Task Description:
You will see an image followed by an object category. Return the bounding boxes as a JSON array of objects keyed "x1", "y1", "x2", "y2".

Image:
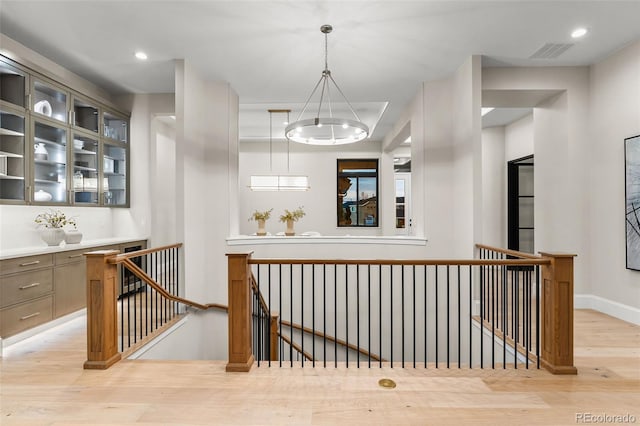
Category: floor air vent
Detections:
[{"x1": 529, "y1": 43, "x2": 574, "y2": 59}]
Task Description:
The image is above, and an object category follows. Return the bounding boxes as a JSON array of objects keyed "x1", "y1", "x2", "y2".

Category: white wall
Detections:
[
  {"x1": 175, "y1": 60, "x2": 239, "y2": 303},
  {"x1": 481, "y1": 126, "x2": 505, "y2": 248},
  {"x1": 505, "y1": 113, "x2": 534, "y2": 162},
  {"x1": 588, "y1": 40, "x2": 640, "y2": 315},
  {"x1": 151, "y1": 118, "x2": 177, "y2": 246},
  {"x1": 483, "y1": 67, "x2": 591, "y2": 295},
  {"x1": 238, "y1": 140, "x2": 384, "y2": 237}
]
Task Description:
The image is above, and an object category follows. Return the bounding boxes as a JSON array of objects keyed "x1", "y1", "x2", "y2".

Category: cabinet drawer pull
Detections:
[
  {"x1": 19, "y1": 282, "x2": 41, "y2": 290},
  {"x1": 19, "y1": 260, "x2": 40, "y2": 267},
  {"x1": 20, "y1": 312, "x2": 41, "y2": 321},
  {"x1": 68, "y1": 254, "x2": 84, "y2": 258}
]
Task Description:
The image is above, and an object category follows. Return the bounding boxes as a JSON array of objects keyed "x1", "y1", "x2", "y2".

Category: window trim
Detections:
[{"x1": 337, "y1": 158, "x2": 379, "y2": 227}]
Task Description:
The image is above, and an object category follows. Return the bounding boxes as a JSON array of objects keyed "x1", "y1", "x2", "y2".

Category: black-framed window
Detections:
[{"x1": 337, "y1": 159, "x2": 378, "y2": 227}]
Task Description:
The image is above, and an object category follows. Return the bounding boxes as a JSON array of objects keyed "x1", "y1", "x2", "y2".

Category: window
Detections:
[{"x1": 337, "y1": 159, "x2": 378, "y2": 227}]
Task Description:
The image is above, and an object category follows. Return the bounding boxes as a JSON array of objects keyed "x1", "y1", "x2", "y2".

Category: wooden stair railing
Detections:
[
  {"x1": 227, "y1": 248, "x2": 577, "y2": 375},
  {"x1": 84, "y1": 245, "x2": 227, "y2": 370}
]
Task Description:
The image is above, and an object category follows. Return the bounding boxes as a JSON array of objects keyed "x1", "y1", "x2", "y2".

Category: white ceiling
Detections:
[{"x1": 1, "y1": 1, "x2": 639, "y2": 142}]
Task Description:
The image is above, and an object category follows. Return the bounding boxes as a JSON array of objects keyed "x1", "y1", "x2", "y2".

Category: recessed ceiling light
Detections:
[
  {"x1": 135, "y1": 51, "x2": 148, "y2": 60},
  {"x1": 571, "y1": 28, "x2": 588, "y2": 39}
]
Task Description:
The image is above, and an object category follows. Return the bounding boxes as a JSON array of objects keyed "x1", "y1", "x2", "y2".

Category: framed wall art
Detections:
[{"x1": 625, "y1": 134, "x2": 640, "y2": 271}]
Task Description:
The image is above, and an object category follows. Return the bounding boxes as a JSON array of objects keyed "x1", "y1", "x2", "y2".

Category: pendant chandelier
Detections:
[{"x1": 285, "y1": 24, "x2": 369, "y2": 146}]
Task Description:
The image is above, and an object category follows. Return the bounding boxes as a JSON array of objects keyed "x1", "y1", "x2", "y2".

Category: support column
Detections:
[
  {"x1": 84, "y1": 250, "x2": 121, "y2": 370},
  {"x1": 539, "y1": 252, "x2": 578, "y2": 375},
  {"x1": 226, "y1": 252, "x2": 254, "y2": 372}
]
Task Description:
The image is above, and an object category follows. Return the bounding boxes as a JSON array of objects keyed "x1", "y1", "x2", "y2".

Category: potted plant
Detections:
[
  {"x1": 249, "y1": 208, "x2": 273, "y2": 236},
  {"x1": 279, "y1": 206, "x2": 305, "y2": 236},
  {"x1": 34, "y1": 209, "x2": 77, "y2": 246}
]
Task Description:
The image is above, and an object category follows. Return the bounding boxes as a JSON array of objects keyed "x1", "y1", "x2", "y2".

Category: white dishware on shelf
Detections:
[
  {"x1": 34, "y1": 190, "x2": 53, "y2": 202},
  {"x1": 34, "y1": 100, "x2": 52, "y2": 117},
  {"x1": 73, "y1": 139, "x2": 84, "y2": 150},
  {"x1": 34, "y1": 142, "x2": 48, "y2": 160}
]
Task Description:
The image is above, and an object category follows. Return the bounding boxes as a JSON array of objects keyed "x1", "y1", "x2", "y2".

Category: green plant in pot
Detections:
[
  {"x1": 279, "y1": 206, "x2": 305, "y2": 236},
  {"x1": 249, "y1": 208, "x2": 273, "y2": 236},
  {"x1": 34, "y1": 209, "x2": 77, "y2": 246}
]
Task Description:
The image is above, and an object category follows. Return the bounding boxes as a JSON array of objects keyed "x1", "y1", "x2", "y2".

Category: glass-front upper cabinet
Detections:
[
  {"x1": 72, "y1": 133, "x2": 99, "y2": 204},
  {"x1": 0, "y1": 60, "x2": 27, "y2": 108},
  {"x1": 73, "y1": 96, "x2": 99, "y2": 133},
  {"x1": 0, "y1": 109, "x2": 26, "y2": 201},
  {"x1": 32, "y1": 79, "x2": 68, "y2": 124},
  {"x1": 103, "y1": 142, "x2": 127, "y2": 206},
  {"x1": 33, "y1": 120, "x2": 67, "y2": 203},
  {"x1": 103, "y1": 110, "x2": 128, "y2": 143}
]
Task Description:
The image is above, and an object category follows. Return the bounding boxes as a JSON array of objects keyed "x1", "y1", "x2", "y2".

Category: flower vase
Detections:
[
  {"x1": 257, "y1": 219, "x2": 266, "y2": 236},
  {"x1": 40, "y1": 228, "x2": 65, "y2": 246},
  {"x1": 285, "y1": 219, "x2": 295, "y2": 236},
  {"x1": 64, "y1": 229, "x2": 83, "y2": 244}
]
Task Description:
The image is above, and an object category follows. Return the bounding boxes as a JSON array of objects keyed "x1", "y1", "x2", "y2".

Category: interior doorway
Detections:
[
  {"x1": 507, "y1": 155, "x2": 534, "y2": 253},
  {"x1": 394, "y1": 156, "x2": 411, "y2": 235}
]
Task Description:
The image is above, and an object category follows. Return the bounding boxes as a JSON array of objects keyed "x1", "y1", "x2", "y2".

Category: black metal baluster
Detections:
[
  {"x1": 401, "y1": 265, "x2": 405, "y2": 368},
  {"x1": 435, "y1": 265, "x2": 438, "y2": 368},
  {"x1": 424, "y1": 264, "x2": 427, "y2": 368},
  {"x1": 290, "y1": 264, "x2": 293, "y2": 367},
  {"x1": 502, "y1": 265, "x2": 507, "y2": 369},
  {"x1": 469, "y1": 265, "x2": 473, "y2": 369},
  {"x1": 446, "y1": 265, "x2": 450, "y2": 369},
  {"x1": 379, "y1": 265, "x2": 382, "y2": 368},
  {"x1": 491, "y1": 253, "x2": 495, "y2": 369},
  {"x1": 536, "y1": 265, "x2": 540, "y2": 368},
  {"x1": 480, "y1": 261, "x2": 484, "y2": 369},
  {"x1": 413, "y1": 265, "x2": 416, "y2": 368},
  {"x1": 390, "y1": 265, "x2": 393, "y2": 368},
  {"x1": 268, "y1": 264, "x2": 272, "y2": 367},
  {"x1": 257, "y1": 264, "x2": 261, "y2": 367},
  {"x1": 312, "y1": 264, "x2": 315, "y2": 368},
  {"x1": 323, "y1": 264, "x2": 326, "y2": 368},
  {"x1": 514, "y1": 269, "x2": 519, "y2": 369},
  {"x1": 301, "y1": 264, "x2": 304, "y2": 368},
  {"x1": 457, "y1": 265, "x2": 461, "y2": 369},
  {"x1": 279, "y1": 264, "x2": 282, "y2": 367},
  {"x1": 345, "y1": 264, "x2": 349, "y2": 368},
  {"x1": 335, "y1": 264, "x2": 337, "y2": 368},
  {"x1": 368, "y1": 264, "x2": 371, "y2": 368},
  {"x1": 357, "y1": 264, "x2": 360, "y2": 368}
]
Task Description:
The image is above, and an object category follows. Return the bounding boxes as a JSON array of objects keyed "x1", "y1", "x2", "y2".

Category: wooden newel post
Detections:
[
  {"x1": 539, "y1": 252, "x2": 578, "y2": 375},
  {"x1": 83, "y1": 250, "x2": 121, "y2": 370},
  {"x1": 226, "y1": 252, "x2": 255, "y2": 372}
]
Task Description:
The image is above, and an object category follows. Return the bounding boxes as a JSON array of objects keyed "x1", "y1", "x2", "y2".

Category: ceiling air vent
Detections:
[{"x1": 529, "y1": 43, "x2": 574, "y2": 59}]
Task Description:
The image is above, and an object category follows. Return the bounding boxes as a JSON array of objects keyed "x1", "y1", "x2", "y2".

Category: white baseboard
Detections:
[{"x1": 575, "y1": 294, "x2": 640, "y2": 325}]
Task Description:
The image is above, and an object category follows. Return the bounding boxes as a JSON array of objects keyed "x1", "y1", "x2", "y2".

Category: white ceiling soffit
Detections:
[
  {"x1": 482, "y1": 89, "x2": 563, "y2": 108},
  {"x1": 482, "y1": 108, "x2": 533, "y2": 128}
]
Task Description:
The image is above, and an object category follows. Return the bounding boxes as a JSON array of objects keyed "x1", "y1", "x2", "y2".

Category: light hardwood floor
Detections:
[{"x1": 1, "y1": 309, "x2": 638, "y2": 425}]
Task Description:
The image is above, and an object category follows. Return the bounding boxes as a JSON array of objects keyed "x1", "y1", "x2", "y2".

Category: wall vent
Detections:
[{"x1": 529, "y1": 43, "x2": 574, "y2": 59}]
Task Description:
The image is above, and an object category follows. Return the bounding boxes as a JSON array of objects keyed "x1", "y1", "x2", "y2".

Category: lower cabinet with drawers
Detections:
[{"x1": 0, "y1": 239, "x2": 146, "y2": 338}]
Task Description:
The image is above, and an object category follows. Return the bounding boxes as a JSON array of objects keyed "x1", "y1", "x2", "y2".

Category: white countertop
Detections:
[
  {"x1": 226, "y1": 235, "x2": 427, "y2": 246},
  {"x1": 0, "y1": 237, "x2": 148, "y2": 260}
]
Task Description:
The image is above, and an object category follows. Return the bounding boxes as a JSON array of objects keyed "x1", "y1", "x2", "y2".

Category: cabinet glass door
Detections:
[
  {"x1": 0, "y1": 109, "x2": 26, "y2": 201},
  {"x1": 73, "y1": 97, "x2": 98, "y2": 133},
  {"x1": 103, "y1": 111, "x2": 127, "y2": 143},
  {"x1": 0, "y1": 61, "x2": 26, "y2": 108},
  {"x1": 33, "y1": 121, "x2": 67, "y2": 203},
  {"x1": 72, "y1": 134, "x2": 99, "y2": 204},
  {"x1": 103, "y1": 143, "x2": 126, "y2": 206},
  {"x1": 33, "y1": 80, "x2": 68, "y2": 123}
]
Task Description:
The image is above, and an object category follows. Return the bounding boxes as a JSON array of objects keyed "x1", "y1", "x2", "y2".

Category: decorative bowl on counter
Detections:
[{"x1": 64, "y1": 230, "x2": 83, "y2": 244}]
